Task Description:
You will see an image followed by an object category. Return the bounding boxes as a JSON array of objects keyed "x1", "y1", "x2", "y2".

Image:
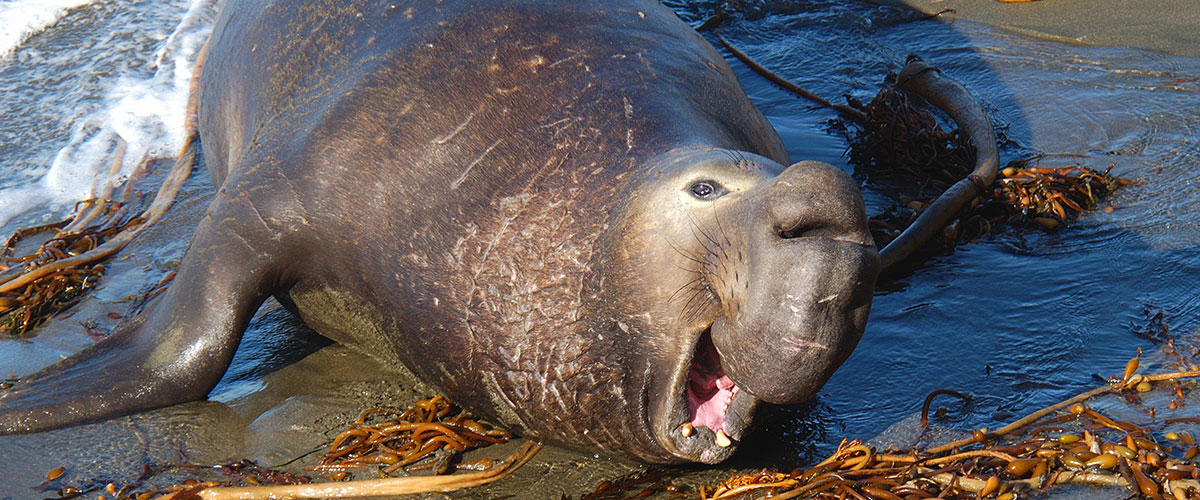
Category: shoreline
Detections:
[{"x1": 880, "y1": 0, "x2": 1200, "y2": 58}]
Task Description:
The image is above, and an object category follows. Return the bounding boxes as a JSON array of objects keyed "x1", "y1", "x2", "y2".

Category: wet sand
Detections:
[{"x1": 887, "y1": 0, "x2": 1200, "y2": 58}]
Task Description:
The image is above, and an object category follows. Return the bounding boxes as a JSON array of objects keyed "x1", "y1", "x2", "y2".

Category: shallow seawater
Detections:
[
  {"x1": 664, "y1": 0, "x2": 1200, "y2": 468},
  {"x1": 1, "y1": 0, "x2": 1198, "y2": 498}
]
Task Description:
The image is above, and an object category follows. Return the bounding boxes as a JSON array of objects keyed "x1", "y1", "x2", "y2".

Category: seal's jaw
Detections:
[{"x1": 655, "y1": 325, "x2": 758, "y2": 464}]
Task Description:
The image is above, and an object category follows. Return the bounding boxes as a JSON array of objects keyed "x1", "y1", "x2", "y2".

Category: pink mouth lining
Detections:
[{"x1": 686, "y1": 331, "x2": 738, "y2": 433}]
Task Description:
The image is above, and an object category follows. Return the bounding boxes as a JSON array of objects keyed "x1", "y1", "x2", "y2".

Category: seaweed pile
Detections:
[
  {"x1": 310, "y1": 395, "x2": 511, "y2": 479},
  {"x1": 0, "y1": 201, "x2": 131, "y2": 337},
  {"x1": 843, "y1": 88, "x2": 975, "y2": 193},
  {"x1": 843, "y1": 84, "x2": 1135, "y2": 250},
  {"x1": 559, "y1": 311, "x2": 1200, "y2": 500},
  {"x1": 564, "y1": 364, "x2": 1199, "y2": 500},
  {"x1": 1, "y1": 133, "x2": 196, "y2": 338},
  {"x1": 682, "y1": 314, "x2": 1200, "y2": 500},
  {"x1": 992, "y1": 163, "x2": 1134, "y2": 229},
  {"x1": 695, "y1": 379, "x2": 1199, "y2": 499},
  {"x1": 868, "y1": 160, "x2": 1133, "y2": 250},
  {"x1": 38, "y1": 396, "x2": 522, "y2": 500}
]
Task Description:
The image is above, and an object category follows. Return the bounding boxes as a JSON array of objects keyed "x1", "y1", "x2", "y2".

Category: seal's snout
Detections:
[
  {"x1": 764, "y1": 160, "x2": 873, "y2": 246},
  {"x1": 712, "y1": 160, "x2": 879, "y2": 405}
]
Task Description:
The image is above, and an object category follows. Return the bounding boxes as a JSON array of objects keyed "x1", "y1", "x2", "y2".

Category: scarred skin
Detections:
[{"x1": 0, "y1": 0, "x2": 878, "y2": 464}]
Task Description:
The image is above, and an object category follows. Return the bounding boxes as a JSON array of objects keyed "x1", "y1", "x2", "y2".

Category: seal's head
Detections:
[{"x1": 607, "y1": 149, "x2": 878, "y2": 463}]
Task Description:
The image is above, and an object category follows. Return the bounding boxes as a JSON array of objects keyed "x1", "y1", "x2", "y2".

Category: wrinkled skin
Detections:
[{"x1": 0, "y1": 0, "x2": 878, "y2": 464}]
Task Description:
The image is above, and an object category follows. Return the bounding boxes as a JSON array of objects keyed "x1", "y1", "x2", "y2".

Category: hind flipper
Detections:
[{"x1": 0, "y1": 196, "x2": 282, "y2": 434}]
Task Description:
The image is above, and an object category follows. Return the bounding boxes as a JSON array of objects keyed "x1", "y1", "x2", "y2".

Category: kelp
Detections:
[
  {"x1": 692, "y1": 372, "x2": 1200, "y2": 499},
  {"x1": 869, "y1": 161, "x2": 1134, "y2": 250},
  {"x1": 0, "y1": 41, "x2": 206, "y2": 337},
  {"x1": 40, "y1": 396, "x2": 529, "y2": 500},
  {"x1": 309, "y1": 395, "x2": 511, "y2": 479},
  {"x1": 719, "y1": 34, "x2": 1134, "y2": 269},
  {"x1": 1, "y1": 201, "x2": 130, "y2": 336}
]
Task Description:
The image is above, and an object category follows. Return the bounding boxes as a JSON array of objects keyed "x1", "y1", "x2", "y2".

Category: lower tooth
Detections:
[
  {"x1": 715, "y1": 429, "x2": 732, "y2": 447},
  {"x1": 680, "y1": 423, "x2": 694, "y2": 437}
]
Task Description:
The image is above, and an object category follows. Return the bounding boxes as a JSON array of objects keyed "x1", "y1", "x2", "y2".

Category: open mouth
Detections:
[
  {"x1": 687, "y1": 328, "x2": 738, "y2": 442},
  {"x1": 660, "y1": 325, "x2": 757, "y2": 463}
]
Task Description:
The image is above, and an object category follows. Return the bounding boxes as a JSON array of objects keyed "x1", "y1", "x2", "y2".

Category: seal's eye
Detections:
[{"x1": 689, "y1": 180, "x2": 724, "y2": 200}]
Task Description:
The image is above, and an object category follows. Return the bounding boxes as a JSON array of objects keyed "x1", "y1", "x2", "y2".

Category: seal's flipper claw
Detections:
[{"x1": 0, "y1": 199, "x2": 279, "y2": 434}]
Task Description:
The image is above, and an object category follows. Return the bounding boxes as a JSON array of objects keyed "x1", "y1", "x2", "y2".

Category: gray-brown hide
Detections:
[{"x1": 0, "y1": 0, "x2": 879, "y2": 464}]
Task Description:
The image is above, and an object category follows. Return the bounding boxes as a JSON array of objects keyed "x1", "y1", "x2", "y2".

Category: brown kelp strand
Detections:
[
  {"x1": 920, "y1": 389, "x2": 973, "y2": 428},
  {"x1": 170, "y1": 443, "x2": 540, "y2": 500},
  {"x1": 847, "y1": 57, "x2": 1002, "y2": 270},
  {"x1": 683, "y1": 363, "x2": 1199, "y2": 500},
  {"x1": 309, "y1": 395, "x2": 511, "y2": 480}
]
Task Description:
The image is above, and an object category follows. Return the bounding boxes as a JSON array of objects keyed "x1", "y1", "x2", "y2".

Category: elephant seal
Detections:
[{"x1": 0, "y1": 0, "x2": 879, "y2": 464}]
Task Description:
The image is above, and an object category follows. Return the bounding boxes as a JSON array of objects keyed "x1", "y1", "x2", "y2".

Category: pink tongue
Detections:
[{"x1": 687, "y1": 372, "x2": 738, "y2": 432}]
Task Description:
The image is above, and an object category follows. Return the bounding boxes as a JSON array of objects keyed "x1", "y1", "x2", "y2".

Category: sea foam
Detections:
[
  {"x1": 0, "y1": 0, "x2": 96, "y2": 58},
  {"x1": 0, "y1": 0, "x2": 215, "y2": 228}
]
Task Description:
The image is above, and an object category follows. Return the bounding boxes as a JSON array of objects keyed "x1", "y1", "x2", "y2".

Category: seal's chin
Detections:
[{"x1": 659, "y1": 326, "x2": 758, "y2": 464}]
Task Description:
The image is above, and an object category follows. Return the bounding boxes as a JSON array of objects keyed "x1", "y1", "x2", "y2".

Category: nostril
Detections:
[
  {"x1": 775, "y1": 220, "x2": 837, "y2": 240},
  {"x1": 765, "y1": 161, "x2": 872, "y2": 245},
  {"x1": 769, "y1": 201, "x2": 822, "y2": 239}
]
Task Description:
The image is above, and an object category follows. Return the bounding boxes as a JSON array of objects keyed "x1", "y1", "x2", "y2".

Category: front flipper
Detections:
[{"x1": 0, "y1": 197, "x2": 282, "y2": 434}]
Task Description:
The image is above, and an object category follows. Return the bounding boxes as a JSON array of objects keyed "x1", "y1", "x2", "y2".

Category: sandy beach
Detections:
[{"x1": 890, "y1": 0, "x2": 1200, "y2": 58}]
